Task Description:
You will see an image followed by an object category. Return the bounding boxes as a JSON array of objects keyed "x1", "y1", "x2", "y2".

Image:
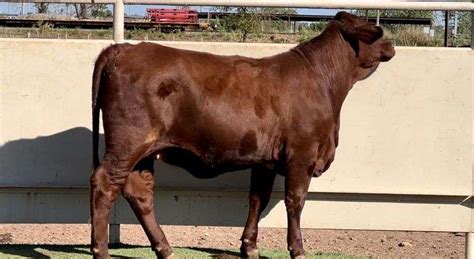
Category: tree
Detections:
[
  {"x1": 72, "y1": 4, "x2": 112, "y2": 20},
  {"x1": 220, "y1": 7, "x2": 260, "y2": 42},
  {"x1": 34, "y1": 3, "x2": 49, "y2": 14},
  {"x1": 91, "y1": 4, "x2": 112, "y2": 18},
  {"x1": 215, "y1": 7, "x2": 297, "y2": 42},
  {"x1": 452, "y1": 11, "x2": 471, "y2": 46},
  {"x1": 73, "y1": 4, "x2": 89, "y2": 19},
  {"x1": 455, "y1": 11, "x2": 471, "y2": 36}
]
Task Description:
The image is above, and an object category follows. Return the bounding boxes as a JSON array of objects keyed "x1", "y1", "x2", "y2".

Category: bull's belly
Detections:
[{"x1": 156, "y1": 146, "x2": 267, "y2": 179}]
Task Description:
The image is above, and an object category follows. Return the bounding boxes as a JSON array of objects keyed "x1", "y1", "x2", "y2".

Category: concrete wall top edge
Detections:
[
  {"x1": 0, "y1": 185, "x2": 470, "y2": 197},
  {"x1": 1, "y1": 38, "x2": 472, "y2": 52}
]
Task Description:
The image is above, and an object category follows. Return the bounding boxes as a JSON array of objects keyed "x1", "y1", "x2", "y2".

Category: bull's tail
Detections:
[{"x1": 92, "y1": 44, "x2": 124, "y2": 169}]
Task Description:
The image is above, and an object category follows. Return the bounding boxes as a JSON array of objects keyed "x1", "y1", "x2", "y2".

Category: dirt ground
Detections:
[{"x1": 0, "y1": 224, "x2": 465, "y2": 258}]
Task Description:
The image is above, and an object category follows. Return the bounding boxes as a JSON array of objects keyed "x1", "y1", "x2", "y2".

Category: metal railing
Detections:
[
  {"x1": 3, "y1": 0, "x2": 474, "y2": 10},
  {"x1": 1, "y1": 0, "x2": 473, "y2": 44}
]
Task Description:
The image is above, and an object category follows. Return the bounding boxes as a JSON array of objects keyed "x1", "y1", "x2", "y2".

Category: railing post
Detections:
[
  {"x1": 113, "y1": 0, "x2": 124, "y2": 43},
  {"x1": 467, "y1": 233, "x2": 474, "y2": 259},
  {"x1": 376, "y1": 10, "x2": 380, "y2": 26},
  {"x1": 444, "y1": 11, "x2": 449, "y2": 47}
]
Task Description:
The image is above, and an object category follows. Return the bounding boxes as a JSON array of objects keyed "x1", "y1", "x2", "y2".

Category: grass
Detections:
[{"x1": 0, "y1": 244, "x2": 364, "y2": 258}]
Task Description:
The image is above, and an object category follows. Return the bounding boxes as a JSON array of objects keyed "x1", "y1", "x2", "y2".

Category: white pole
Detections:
[
  {"x1": 113, "y1": 0, "x2": 124, "y2": 43},
  {"x1": 376, "y1": 10, "x2": 380, "y2": 26},
  {"x1": 467, "y1": 233, "x2": 474, "y2": 259}
]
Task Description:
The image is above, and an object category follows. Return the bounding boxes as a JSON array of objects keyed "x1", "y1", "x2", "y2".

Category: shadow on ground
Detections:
[
  {"x1": 0, "y1": 244, "x2": 93, "y2": 258},
  {"x1": 0, "y1": 244, "x2": 263, "y2": 258},
  {"x1": 185, "y1": 246, "x2": 270, "y2": 258}
]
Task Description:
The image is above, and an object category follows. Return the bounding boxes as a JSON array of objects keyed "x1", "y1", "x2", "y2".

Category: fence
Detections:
[
  {"x1": 0, "y1": 0, "x2": 473, "y2": 43},
  {"x1": 0, "y1": 0, "x2": 473, "y2": 257}
]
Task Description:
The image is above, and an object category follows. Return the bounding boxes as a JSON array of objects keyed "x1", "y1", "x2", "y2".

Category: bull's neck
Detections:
[{"x1": 292, "y1": 26, "x2": 356, "y2": 116}]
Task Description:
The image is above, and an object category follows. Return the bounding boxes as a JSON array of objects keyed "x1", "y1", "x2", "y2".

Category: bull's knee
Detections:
[
  {"x1": 284, "y1": 190, "x2": 306, "y2": 218},
  {"x1": 123, "y1": 171, "x2": 155, "y2": 215}
]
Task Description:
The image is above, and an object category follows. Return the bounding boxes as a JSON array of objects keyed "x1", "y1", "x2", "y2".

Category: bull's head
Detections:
[{"x1": 334, "y1": 11, "x2": 395, "y2": 81}]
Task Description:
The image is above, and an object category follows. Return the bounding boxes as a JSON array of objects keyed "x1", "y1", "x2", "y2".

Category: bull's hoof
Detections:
[
  {"x1": 155, "y1": 246, "x2": 175, "y2": 259},
  {"x1": 91, "y1": 248, "x2": 111, "y2": 259},
  {"x1": 240, "y1": 238, "x2": 259, "y2": 258},
  {"x1": 246, "y1": 249, "x2": 259, "y2": 258},
  {"x1": 157, "y1": 252, "x2": 175, "y2": 259},
  {"x1": 289, "y1": 251, "x2": 305, "y2": 259}
]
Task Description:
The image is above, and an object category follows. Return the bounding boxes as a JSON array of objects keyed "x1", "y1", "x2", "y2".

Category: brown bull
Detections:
[{"x1": 90, "y1": 11, "x2": 395, "y2": 259}]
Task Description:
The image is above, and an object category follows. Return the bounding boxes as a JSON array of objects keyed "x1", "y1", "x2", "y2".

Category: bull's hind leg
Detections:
[
  {"x1": 90, "y1": 161, "x2": 122, "y2": 259},
  {"x1": 122, "y1": 158, "x2": 174, "y2": 258},
  {"x1": 240, "y1": 166, "x2": 277, "y2": 257}
]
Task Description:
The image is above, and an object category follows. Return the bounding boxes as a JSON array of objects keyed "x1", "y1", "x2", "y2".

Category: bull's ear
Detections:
[
  {"x1": 339, "y1": 22, "x2": 384, "y2": 45},
  {"x1": 334, "y1": 11, "x2": 353, "y2": 22}
]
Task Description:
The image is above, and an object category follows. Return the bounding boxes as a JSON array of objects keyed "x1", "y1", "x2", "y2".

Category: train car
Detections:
[
  {"x1": 145, "y1": 8, "x2": 206, "y2": 32},
  {"x1": 146, "y1": 8, "x2": 198, "y2": 24}
]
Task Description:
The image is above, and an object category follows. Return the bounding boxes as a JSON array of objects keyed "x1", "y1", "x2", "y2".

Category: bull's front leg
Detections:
[
  {"x1": 240, "y1": 166, "x2": 277, "y2": 257},
  {"x1": 284, "y1": 161, "x2": 313, "y2": 259}
]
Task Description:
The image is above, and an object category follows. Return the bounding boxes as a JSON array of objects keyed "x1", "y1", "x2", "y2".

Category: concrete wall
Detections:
[{"x1": 0, "y1": 39, "x2": 472, "y2": 232}]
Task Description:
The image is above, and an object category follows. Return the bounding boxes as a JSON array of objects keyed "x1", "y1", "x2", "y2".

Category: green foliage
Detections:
[
  {"x1": 70, "y1": 4, "x2": 111, "y2": 19},
  {"x1": 308, "y1": 22, "x2": 327, "y2": 32},
  {"x1": 94, "y1": 29, "x2": 110, "y2": 38},
  {"x1": 456, "y1": 12, "x2": 471, "y2": 35},
  {"x1": 214, "y1": 7, "x2": 296, "y2": 42},
  {"x1": 219, "y1": 7, "x2": 259, "y2": 41},
  {"x1": 452, "y1": 11, "x2": 471, "y2": 47},
  {"x1": 298, "y1": 28, "x2": 317, "y2": 43},
  {"x1": 384, "y1": 26, "x2": 441, "y2": 47},
  {"x1": 90, "y1": 4, "x2": 112, "y2": 18},
  {"x1": 296, "y1": 21, "x2": 327, "y2": 43}
]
